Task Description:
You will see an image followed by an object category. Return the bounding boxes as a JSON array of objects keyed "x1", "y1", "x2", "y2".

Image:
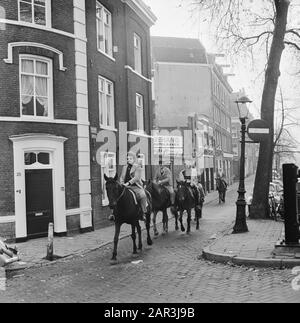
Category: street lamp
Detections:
[{"x1": 233, "y1": 96, "x2": 252, "y2": 234}]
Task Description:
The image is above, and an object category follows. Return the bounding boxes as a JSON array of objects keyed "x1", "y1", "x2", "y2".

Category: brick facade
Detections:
[
  {"x1": 0, "y1": 0, "x2": 156, "y2": 239},
  {"x1": 87, "y1": 0, "x2": 155, "y2": 226},
  {"x1": 0, "y1": 0, "x2": 80, "y2": 239}
]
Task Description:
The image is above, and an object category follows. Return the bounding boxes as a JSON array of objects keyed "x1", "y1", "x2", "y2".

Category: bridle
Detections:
[{"x1": 116, "y1": 184, "x2": 126, "y2": 204}]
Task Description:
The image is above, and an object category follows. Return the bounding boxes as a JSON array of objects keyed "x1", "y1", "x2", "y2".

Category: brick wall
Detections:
[
  {"x1": 1, "y1": 0, "x2": 74, "y2": 34},
  {"x1": 0, "y1": 122, "x2": 80, "y2": 217},
  {"x1": 86, "y1": 0, "x2": 154, "y2": 225},
  {"x1": 0, "y1": 25, "x2": 76, "y2": 120}
]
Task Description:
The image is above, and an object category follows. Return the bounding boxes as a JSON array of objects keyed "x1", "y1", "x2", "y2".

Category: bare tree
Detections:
[{"x1": 189, "y1": 0, "x2": 298, "y2": 218}]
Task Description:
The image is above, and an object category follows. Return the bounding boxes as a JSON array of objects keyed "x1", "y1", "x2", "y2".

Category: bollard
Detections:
[
  {"x1": 283, "y1": 164, "x2": 300, "y2": 245},
  {"x1": 46, "y1": 223, "x2": 54, "y2": 261}
]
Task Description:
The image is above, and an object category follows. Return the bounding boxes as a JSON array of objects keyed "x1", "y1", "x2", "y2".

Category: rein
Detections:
[{"x1": 116, "y1": 185, "x2": 126, "y2": 203}]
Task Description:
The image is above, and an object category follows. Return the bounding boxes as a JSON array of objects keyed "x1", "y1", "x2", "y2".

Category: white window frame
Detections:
[
  {"x1": 101, "y1": 152, "x2": 116, "y2": 206},
  {"x1": 134, "y1": 33, "x2": 142, "y2": 75},
  {"x1": 96, "y1": 2, "x2": 113, "y2": 58},
  {"x1": 98, "y1": 76, "x2": 115, "y2": 129},
  {"x1": 24, "y1": 151, "x2": 53, "y2": 170},
  {"x1": 136, "y1": 93, "x2": 144, "y2": 132},
  {"x1": 18, "y1": 0, "x2": 52, "y2": 28},
  {"x1": 19, "y1": 54, "x2": 53, "y2": 120}
]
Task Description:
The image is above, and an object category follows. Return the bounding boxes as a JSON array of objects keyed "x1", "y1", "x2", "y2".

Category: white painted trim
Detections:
[
  {"x1": 19, "y1": 54, "x2": 54, "y2": 119},
  {"x1": 10, "y1": 134, "x2": 68, "y2": 239},
  {"x1": 125, "y1": 65, "x2": 152, "y2": 83},
  {"x1": 0, "y1": 216, "x2": 16, "y2": 224},
  {"x1": 128, "y1": 131, "x2": 152, "y2": 138},
  {"x1": 0, "y1": 19, "x2": 87, "y2": 41},
  {"x1": 155, "y1": 61, "x2": 210, "y2": 68},
  {"x1": 4, "y1": 42, "x2": 67, "y2": 71},
  {"x1": 18, "y1": 0, "x2": 52, "y2": 28},
  {"x1": 0, "y1": 116, "x2": 89, "y2": 126},
  {"x1": 66, "y1": 207, "x2": 92, "y2": 217},
  {"x1": 121, "y1": 0, "x2": 157, "y2": 26},
  {"x1": 74, "y1": 0, "x2": 92, "y2": 230},
  {"x1": 97, "y1": 50, "x2": 116, "y2": 62},
  {"x1": 100, "y1": 126, "x2": 118, "y2": 132}
]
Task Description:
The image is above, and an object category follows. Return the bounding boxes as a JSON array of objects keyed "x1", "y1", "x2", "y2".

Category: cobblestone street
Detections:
[{"x1": 0, "y1": 181, "x2": 299, "y2": 303}]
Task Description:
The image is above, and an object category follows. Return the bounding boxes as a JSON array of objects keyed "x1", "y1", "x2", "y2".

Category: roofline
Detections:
[{"x1": 121, "y1": 0, "x2": 157, "y2": 26}]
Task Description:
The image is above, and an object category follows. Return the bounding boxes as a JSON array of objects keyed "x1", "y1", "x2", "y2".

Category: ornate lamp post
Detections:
[{"x1": 233, "y1": 96, "x2": 252, "y2": 234}]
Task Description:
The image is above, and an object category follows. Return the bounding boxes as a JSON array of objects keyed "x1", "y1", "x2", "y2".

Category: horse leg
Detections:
[
  {"x1": 187, "y1": 209, "x2": 191, "y2": 234},
  {"x1": 163, "y1": 209, "x2": 168, "y2": 234},
  {"x1": 111, "y1": 223, "x2": 121, "y2": 262},
  {"x1": 153, "y1": 211, "x2": 159, "y2": 237},
  {"x1": 174, "y1": 207, "x2": 179, "y2": 231},
  {"x1": 131, "y1": 225, "x2": 138, "y2": 254},
  {"x1": 196, "y1": 207, "x2": 200, "y2": 230},
  {"x1": 145, "y1": 212, "x2": 153, "y2": 246},
  {"x1": 136, "y1": 222, "x2": 143, "y2": 251},
  {"x1": 179, "y1": 210, "x2": 185, "y2": 232}
]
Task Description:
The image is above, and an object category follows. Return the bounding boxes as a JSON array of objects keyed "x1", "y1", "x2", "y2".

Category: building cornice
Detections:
[{"x1": 121, "y1": 0, "x2": 157, "y2": 26}]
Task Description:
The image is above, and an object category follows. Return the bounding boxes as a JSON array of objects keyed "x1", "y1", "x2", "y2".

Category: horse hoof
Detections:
[
  {"x1": 138, "y1": 245, "x2": 143, "y2": 251},
  {"x1": 175, "y1": 226, "x2": 179, "y2": 231},
  {"x1": 154, "y1": 232, "x2": 159, "y2": 237},
  {"x1": 181, "y1": 228, "x2": 185, "y2": 232},
  {"x1": 110, "y1": 259, "x2": 118, "y2": 266},
  {"x1": 147, "y1": 239, "x2": 153, "y2": 246},
  {"x1": 132, "y1": 253, "x2": 139, "y2": 258}
]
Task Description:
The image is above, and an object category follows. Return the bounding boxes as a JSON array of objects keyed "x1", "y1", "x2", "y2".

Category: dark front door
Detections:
[{"x1": 25, "y1": 169, "x2": 54, "y2": 239}]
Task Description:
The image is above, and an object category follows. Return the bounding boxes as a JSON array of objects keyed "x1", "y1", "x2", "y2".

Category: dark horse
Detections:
[
  {"x1": 216, "y1": 178, "x2": 227, "y2": 204},
  {"x1": 175, "y1": 181, "x2": 200, "y2": 233},
  {"x1": 144, "y1": 181, "x2": 175, "y2": 236},
  {"x1": 104, "y1": 174, "x2": 152, "y2": 264}
]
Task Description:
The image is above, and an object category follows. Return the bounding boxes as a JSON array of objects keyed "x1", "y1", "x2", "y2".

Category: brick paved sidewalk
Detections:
[{"x1": 203, "y1": 218, "x2": 300, "y2": 268}]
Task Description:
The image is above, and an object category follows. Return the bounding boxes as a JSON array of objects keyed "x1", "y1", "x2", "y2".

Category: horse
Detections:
[
  {"x1": 144, "y1": 180, "x2": 176, "y2": 236},
  {"x1": 175, "y1": 181, "x2": 197, "y2": 233},
  {"x1": 216, "y1": 178, "x2": 227, "y2": 204},
  {"x1": 104, "y1": 174, "x2": 153, "y2": 264}
]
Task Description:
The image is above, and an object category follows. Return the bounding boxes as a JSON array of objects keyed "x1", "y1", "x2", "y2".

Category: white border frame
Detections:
[
  {"x1": 18, "y1": 0, "x2": 52, "y2": 28},
  {"x1": 10, "y1": 134, "x2": 67, "y2": 239},
  {"x1": 19, "y1": 54, "x2": 54, "y2": 120}
]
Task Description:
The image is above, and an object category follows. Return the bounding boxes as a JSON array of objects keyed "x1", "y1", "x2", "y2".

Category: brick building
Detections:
[
  {"x1": 0, "y1": 0, "x2": 156, "y2": 240},
  {"x1": 86, "y1": 0, "x2": 156, "y2": 229},
  {"x1": 152, "y1": 37, "x2": 234, "y2": 192}
]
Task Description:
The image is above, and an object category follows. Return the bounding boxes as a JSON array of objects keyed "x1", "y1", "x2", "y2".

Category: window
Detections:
[
  {"x1": 134, "y1": 33, "x2": 142, "y2": 74},
  {"x1": 96, "y1": 2, "x2": 113, "y2": 57},
  {"x1": 20, "y1": 55, "x2": 52, "y2": 118},
  {"x1": 19, "y1": 0, "x2": 51, "y2": 27},
  {"x1": 98, "y1": 76, "x2": 115, "y2": 129},
  {"x1": 24, "y1": 151, "x2": 51, "y2": 168},
  {"x1": 136, "y1": 93, "x2": 144, "y2": 132},
  {"x1": 232, "y1": 127, "x2": 238, "y2": 139},
  {"x1": 101, "y1": 152, "x2": 116, "y2": 206}
]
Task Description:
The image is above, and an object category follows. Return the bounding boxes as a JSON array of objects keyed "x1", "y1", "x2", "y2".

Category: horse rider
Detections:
[
  {"x1": 120, "y1": 151, "x2": 148, "y2": 221},
  {"x1": 178, "y1": 159, "x2": 201, "y2": 204},
  {"x1": 154, "y1": 162, "x2": 176, "y2": 206}
]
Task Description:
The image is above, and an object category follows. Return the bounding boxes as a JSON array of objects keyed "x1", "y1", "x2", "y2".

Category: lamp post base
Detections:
[{"x1": 233, "y1": 200, "x2": 249, "y2": 234}]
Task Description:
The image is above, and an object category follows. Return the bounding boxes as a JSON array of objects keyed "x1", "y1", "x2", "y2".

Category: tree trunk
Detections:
[{"x1": 250, "y1": 0, "x2": 290, "y2": 219}]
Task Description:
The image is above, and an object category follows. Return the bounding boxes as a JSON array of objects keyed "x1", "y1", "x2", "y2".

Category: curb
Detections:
[
  {"x1": 5, "y1": 217, "x2": 174, "y2": 273},
  {"x1": 202, "y1": 246, "x2": 300, "y2": 269}
]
